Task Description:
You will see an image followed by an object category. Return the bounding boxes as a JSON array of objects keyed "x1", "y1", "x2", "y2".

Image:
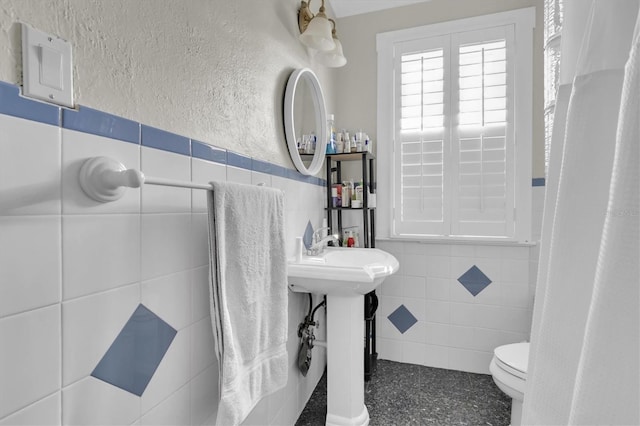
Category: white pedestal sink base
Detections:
[
  {"x1": 326, "y1": 406, "x2": 369, "y2": 426},
  {"x1": 287, "y1": 247, "x2": 399, "y2": 426},
  {"x1": 325, "y1": 295, "x2": 370, "y2": 426}
]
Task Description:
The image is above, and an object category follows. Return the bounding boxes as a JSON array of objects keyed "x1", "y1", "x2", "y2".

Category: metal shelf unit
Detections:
[{"x1": 324, "y1": 152, "x2": 378, "y2": 382}]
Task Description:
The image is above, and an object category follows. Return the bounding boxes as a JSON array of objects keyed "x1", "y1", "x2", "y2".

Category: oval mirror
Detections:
[{"x1": 284, "y1": 68, "x2": 327, "y2": 176}]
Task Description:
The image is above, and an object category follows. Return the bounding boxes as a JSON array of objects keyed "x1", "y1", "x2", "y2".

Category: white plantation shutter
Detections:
[
  {"x1": 393, "y1": 24, "x2": 516, "y2": 238},
  {"x1": 394, "y1": 37, "x2": 450, "y2": 236},
  {"x1": 451, "y1": 27, "x2": 515, "y2": 237}
]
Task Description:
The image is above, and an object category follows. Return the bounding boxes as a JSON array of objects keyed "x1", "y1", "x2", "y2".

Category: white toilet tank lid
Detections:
[{"x1": 495, "y1": 342, "x2": 529, "y2": 376}]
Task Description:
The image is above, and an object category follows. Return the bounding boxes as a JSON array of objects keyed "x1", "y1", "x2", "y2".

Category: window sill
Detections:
[{"x1": 376, "y1": 236, "x2": 538, "y2": 247}]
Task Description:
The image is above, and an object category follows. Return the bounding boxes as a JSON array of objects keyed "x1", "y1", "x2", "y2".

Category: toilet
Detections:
[{"x1": 490, "y1": 342, "x2": 529, "y2": 426}]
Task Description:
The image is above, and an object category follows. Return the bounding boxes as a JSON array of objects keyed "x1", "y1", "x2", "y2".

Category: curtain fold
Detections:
[{"x1": 523, "y1": 1, "x2": 640, "y2": 424}]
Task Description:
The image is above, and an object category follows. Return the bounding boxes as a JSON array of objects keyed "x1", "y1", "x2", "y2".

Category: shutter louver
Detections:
[
  {"x1": 395, "y1": 45, "x2": 448, "y2": 236},
  {"x1": 452, "y1": 29, "x2": 514, "y2": 237}
]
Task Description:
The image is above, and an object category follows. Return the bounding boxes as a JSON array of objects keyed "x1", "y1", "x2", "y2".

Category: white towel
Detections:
[{"x1": 207, "y1": 181, "x2": 288, "y2": 426}]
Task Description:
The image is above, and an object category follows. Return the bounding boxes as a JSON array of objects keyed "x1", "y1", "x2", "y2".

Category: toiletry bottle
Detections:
[
  {"x1": 326, "y1": 114, "x2": 337, "y2": 154},
  {"x1": 308, "y1": 132, "x2": 316, "y2": 154},
  {"x1": 336, "y1": 132, "x2": 344, "y2": 154},
  {"x1": 343, "y1": 130, "x2": 351, "y2": 153},
  {"x1": 295, "y1": 237, "x2": 303, "y2": 262},
  {"x1": 353, "y1": 182, "x2": 363, "y2": 208},
  {"x1": 346, "y1": 230, "x2": 355, "y2": 247},
  {"x1": 365, "y1": 135, "x2": 371, "y2": 153},
  {"x1": 341, "y1": 181, "x2": 350, "y2": 207}
]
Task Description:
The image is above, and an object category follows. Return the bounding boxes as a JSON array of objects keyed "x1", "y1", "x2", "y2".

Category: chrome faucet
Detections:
[{"x1": 307, "y1": 227, "x2": 339, "y2": 255}]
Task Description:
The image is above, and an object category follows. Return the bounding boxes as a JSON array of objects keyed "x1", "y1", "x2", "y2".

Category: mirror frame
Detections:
[{"x1": 284, "y1": 68, "x2": 327, "y2": 176}]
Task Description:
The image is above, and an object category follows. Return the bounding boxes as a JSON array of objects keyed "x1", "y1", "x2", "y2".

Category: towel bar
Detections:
[{"x1": 79, "y1": 156, "x2": 263, "y2": 203}]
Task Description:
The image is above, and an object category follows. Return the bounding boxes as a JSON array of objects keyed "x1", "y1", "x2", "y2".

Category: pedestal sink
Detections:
[{"x1": 288, "y1": 247, "x2": 399, "y2": 426}]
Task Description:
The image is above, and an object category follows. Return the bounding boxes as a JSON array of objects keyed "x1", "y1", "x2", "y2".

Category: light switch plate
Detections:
[{"x1": 21, "y1": 23, "x2": 74, "y2": 108}]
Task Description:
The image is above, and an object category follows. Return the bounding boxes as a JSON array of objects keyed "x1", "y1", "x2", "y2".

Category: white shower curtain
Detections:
[{"x1": 523, "y1": 1, "x2": 639, "y2": 425}]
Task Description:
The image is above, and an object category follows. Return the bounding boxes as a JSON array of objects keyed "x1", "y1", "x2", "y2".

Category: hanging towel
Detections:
[{"x1": 207, "y1": 181, "x2": 288, "y2": 426}]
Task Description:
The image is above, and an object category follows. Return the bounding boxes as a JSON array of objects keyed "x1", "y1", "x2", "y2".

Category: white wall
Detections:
[
  {"x1": 330, "y1": 0, "x2": 546, "y2": 374},
  {"x1": 0, "y1": 0, "x2": 332, "y2": 424},
  {"x1": 333, "y1": 0, "x2": 545, "y2": 178}
]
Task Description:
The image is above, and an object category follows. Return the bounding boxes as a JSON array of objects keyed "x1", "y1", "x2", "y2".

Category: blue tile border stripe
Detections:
[
  {"x1": 192, "y1": 140, "x2": 226, "y2": 164},
  {"x1": 252, "y1": 158, "x2": 273, "y2": 175},
  {"x1": 227, "y1": 151, "x2": 253, "y2": 170},
  {"x1": 141, "y1": 125, "x2": 191, "y2": 156},
  {"x1": 63, "y1": 105, "x2": 140, "y2": 144},
  {"x1": 0, "y1": 81, "x2": 60, "y2": 126},
  {"x1": 0, "y1": 79, "x2": 321, "y2": 187},
  {"x1": 0, "y1": 80, "x2": 544, "y2": 190}
]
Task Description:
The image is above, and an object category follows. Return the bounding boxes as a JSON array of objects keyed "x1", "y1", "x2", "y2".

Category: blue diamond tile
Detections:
[
  {"x1": 458, "y1": 265, "x2": 492, "y2": 296},
  {"x1": 388, "y1": 304, "x2": 418, "y2": 334},
  {"x1": 303, "y1": 221, "x2": 314, "y2": 250},
  {"x1": 91, "y1": 304, "x2": 177, "y2": 396}
]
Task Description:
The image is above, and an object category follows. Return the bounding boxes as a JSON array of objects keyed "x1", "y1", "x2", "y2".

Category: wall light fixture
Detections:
[
  {"x1": 316, "y1": 19, "x2": 347, "y2": 67},
  {"x1": 298, "y1": 0, "x2": 347, "y2": 67}
]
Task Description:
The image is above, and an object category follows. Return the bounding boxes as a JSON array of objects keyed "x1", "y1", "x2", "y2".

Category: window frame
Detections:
[{"x1": 376, "y1": 7, "x2": 535, "y2": 243}]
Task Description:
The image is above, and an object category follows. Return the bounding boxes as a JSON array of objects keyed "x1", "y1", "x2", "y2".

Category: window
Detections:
[{"x1": 377, "y1": 8, "x2": 534, "y2": 242}]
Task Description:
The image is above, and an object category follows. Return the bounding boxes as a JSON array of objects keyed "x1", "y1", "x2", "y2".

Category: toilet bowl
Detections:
[{"x1": 490, "y1": 342, "x2": 529, "y2": 426}]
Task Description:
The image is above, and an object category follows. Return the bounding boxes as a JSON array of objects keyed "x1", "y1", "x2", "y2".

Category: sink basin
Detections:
[{"x1": 288, "y1": 247, "x2": 399, "y2": 296}]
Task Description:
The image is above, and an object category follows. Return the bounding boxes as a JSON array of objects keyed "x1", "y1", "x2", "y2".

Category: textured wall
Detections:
[{"x1": 0, "y1": 0, "x2": 336, "y2": 167}]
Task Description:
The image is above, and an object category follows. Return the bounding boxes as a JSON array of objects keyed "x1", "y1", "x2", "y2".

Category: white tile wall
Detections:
[
  {"x1": 140, "y1": 384, "x2": 191, "y2": 426},
  {"x1": 191, "y1": 265, "x2": 210, "y2": 322},
  {"x1": 190, "y1": 213, "x2": 209, "y2": 269},
  {"x1": 251, "y1": 171, "x2": 272, "y2": 188},
  {"x1": 141, "y1": 213, "x2": 192, "y2": 280},
  {"x1": 62, "y1": 377, "x2": 141, "y2": 425},
  {"x1": 0, "y1": 111, "x2": 327, "y2": 425},
  {"x1": 141, "y1": 270, "x2": 192, "y2": 330},
  {"x1": 0, "y1": 392, "x2": 60, "y2": 426},
  {"x1": 62, "y1": 214, "x2": 141, "y2": 300},
  {"x1": 0, "y1": 216, "x2": 61, "y2": 317},
  {"x1": 189, "y1": 365, "x2": 219, "y2": 426},
  {"x1": 189, "y1": 317, "x2": 216, "y2": 378},
  {"x1": 191, "y1": 158, "x2": 226, "y2": 213},
  {"x1": 1, "y1": 102, "x2": 540, "y2": 421},
  {"x1": 0, "y1": 305, "x2": 60, "y2": 419},
  {"x1": 62, "y1": 283, "x2": 141, "y2": 386},
  {"x1": 141, "y1": 330, "x2": 191, "y2": 414},
  {"x1": 226, "y1": 165, "x2": 252, "y2": 185},
  {"x1": 141, "y1": 147, "x2": 192, "y2": 213},
  {"x1": 377, "y1": 240, "x2": 535, "y2": 374},
  {"x1": 62, "y1": 129, "x2": 140, "y2": 215},
  {"x1": 0, "y1": 114, "x2": 61, "y2": 216}
]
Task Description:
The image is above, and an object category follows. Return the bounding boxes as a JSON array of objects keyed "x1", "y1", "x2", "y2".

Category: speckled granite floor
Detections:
[{"x1": 295, "y1": 360, "x2": 511, "y2": 426}]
